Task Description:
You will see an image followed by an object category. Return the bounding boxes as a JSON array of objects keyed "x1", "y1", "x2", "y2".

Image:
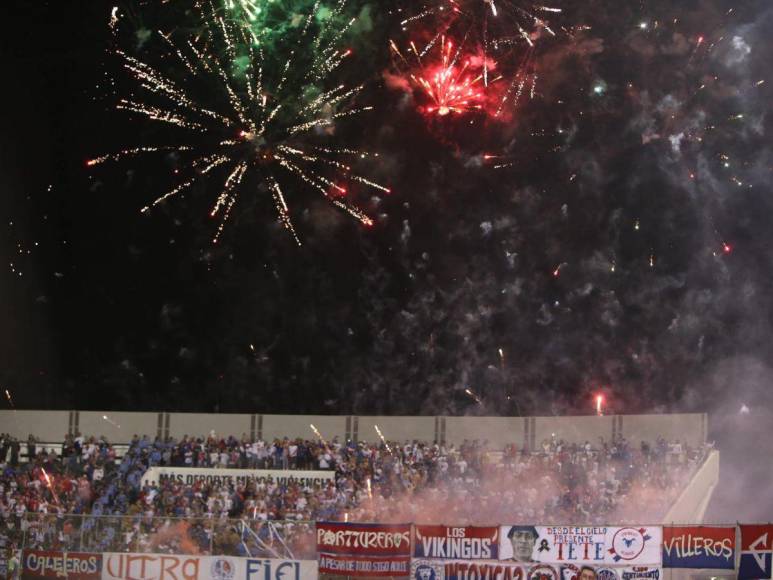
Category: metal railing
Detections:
[{"x1": 8, "y1": 513, "x2": 316, "y2": 559}]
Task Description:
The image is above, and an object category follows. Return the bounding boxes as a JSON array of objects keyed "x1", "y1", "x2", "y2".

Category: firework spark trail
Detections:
[
  {"x1": 374, "y1": 425, "x2": 392, "y2": 453},
  {"x1": 465, "y1": 387, "x2": 483, "y2": 404},
  {"x1": 90, "y1": 0, "x2": 389, "y2": 245},
  {"x1": 310, "y1": 423, "x2": 325, "y2": 442},
  {"x1": 102, "y1": 414, "x2": 122, "y2": 428},
  {"x1": 109, "y1": 6, "x2": 120, "y2": 31},
  {"x1": 87, "y1": 145, "x2": 194, "y2": 166},
  {"x1": 41, "y1": 468, "x2": 60, "y2": 505},
  {"x1": 482, "y1": 153, "x2": 515, "y2": 168}
]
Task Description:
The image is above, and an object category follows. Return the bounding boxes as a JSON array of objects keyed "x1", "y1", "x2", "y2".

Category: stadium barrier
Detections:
[
  {"x1": 0, "y1": 410, "x2": 709, "y2": 448},
  {"x1": 7, "y1": 516, "x2": 772, "y2": 579},
  {"x1": 12, "y1": 514, "x2": 315, "y2": 559}
]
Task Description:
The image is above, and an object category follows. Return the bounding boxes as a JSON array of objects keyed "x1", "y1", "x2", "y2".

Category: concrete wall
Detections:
[
  {"x1": 623, "y1": 413, "x2": 707, "y2": 448},
  {"x1": 662, "y1": 449, "x2": 720, "y2": 524},
  {"x1": 168, "y1": 413, "x2": 253, "y2": 439},
  {"x1": 261, "y1": 414, "x2": 348, "y2": 442},
  {"x1": 355, "y1": 416, "x2": 436, "y2": 444},
  {"x1": 444, "y1": 416, "x2": 526, "y2": 448},
  {"x1": 0, "y1": 410, "x2": 70, "y2": 441},
  {"x1": 0, "y1": 410, "x2": 708, "y2": 449},
  {"x1": 534, "y1": 415, "x2": 615, "y2": 447},
  {"x1": 78, "y1": 411, "x2": 159, "y2": 442}
]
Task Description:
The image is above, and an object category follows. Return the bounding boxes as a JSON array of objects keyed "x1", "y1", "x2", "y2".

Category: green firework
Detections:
[{"x1": 93, "y1": 0, "x2": 389, "y2": 245}]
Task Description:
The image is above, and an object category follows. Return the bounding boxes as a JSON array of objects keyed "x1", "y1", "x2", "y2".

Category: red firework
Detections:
[
  {"x1": 390, "y1": 36, "x2": 499, "y2": 117},
  {"x1": 416, "y1": 38, "x2": 484, "y2": 116},
  {"x1": 391, "y1": 0, "x2": 565, "y2": 121}
]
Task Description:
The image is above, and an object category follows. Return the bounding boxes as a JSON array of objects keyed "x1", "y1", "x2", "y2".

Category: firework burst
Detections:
[
  {"x1": 393, "y1": 0, "x2": 562, "y2": 117},
  {"x1": 91, "y1": 0, "x2": 389, "y2": 245},
  {"x1": 390, "y1": 36, "x2": 498, "y2": 117}
]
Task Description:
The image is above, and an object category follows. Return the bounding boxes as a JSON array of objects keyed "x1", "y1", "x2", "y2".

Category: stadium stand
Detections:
[{"x1": 0, "y1": 415, "x2": 715, "y2": 561}]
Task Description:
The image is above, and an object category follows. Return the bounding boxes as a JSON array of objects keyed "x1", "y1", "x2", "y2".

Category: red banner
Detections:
[
  {"x1": 414, "y1": 526, "x2": 500, "y2": 559},
  {"x1": 317, "y1": 522, "x2": 412, "y2": 578},
  {"x1": 318, "y1": 553, "x2": 410, "y2": 577},
  {"x1": 739, "y1": 524, "x2": 773, "y2": 579},
  {"x1": 741, "y1": 524, "x2": 773, "y2": 551},
  {"x1": 316, "y1": 522, "x2": 412, "y2": 556},
  {"x1": 22, "y1": 550, "x2": 101, "y2": 578}
]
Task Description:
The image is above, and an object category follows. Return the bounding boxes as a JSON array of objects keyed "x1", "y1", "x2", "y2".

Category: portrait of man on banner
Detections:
[{"x1": 507, "y1": 525, "x2": 540, "y2": 562}]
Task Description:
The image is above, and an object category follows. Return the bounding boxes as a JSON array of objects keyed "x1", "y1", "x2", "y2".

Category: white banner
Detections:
[
  {"x1": 411, "y1": 558, "x2": 662, "y2": 579},
  {"x1": 101, "y1": 553, "x2": 318, "y2": 580},
  {"x1": 411, "y1": 558, "x2": 526, "y2": 579},
  {"x1": 140, "y1": 466, "x2": 335, "y2": 487},
  {"x1": 498, "y1": 526, "x2": 663, "y2": 567}
]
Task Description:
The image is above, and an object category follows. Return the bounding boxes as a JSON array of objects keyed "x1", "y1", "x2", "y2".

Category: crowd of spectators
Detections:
[
  {"x1": 0, "y1": 430, "x2": 710, "y2": 559},
  {"x1": 349, "y1": 435, "x2": 708, "y2": 524}
]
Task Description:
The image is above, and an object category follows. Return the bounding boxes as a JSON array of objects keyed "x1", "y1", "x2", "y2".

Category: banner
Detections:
[
  {"x1": 411, "y1": 558, "x2": 526, "y2": 579},
  {"x1": 739, "y1": 524, "x2": 773, "y2": 580},
  {"x1": 414, "y1": 526, "x2": 500, "y2": 560},
  {"x1": 140, "y1": 466, "x2": 335, "y2": 487},
  {"x1": 317, "y1": 522, "x2": 412, "y2": 556},
  {"x1": 101, "y1": 553, "x2": 317, "y2": 580},
  {"x1": 317, "y1": 522, "x2": 412, "y2": 577},
  {"x1": 242, "y1": 558, "x2": 318, "y2": 580},
  {"x1": 410, "y1": 559, "x2": 662, "y2": 579},
  {"x1": 662, "y1": 526, "x2": 735, "y2": 569},
  {"x1": 616, "y1": 568, "x2": 662, "y2": 579},
  {"x1": 23, "y1": 550, "x2": 102, "y2": 578},
  {"x1": 319, "y1": 554, "x2": 411, "y2": 577},
  {"x1": 498, "y1": 526, "x2": 662, "y2": 566}
]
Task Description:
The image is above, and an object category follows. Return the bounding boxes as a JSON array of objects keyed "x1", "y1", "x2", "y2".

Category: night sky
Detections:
[{"x1": 1, "y1": 0, "x2": 772, "y2": 430}]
